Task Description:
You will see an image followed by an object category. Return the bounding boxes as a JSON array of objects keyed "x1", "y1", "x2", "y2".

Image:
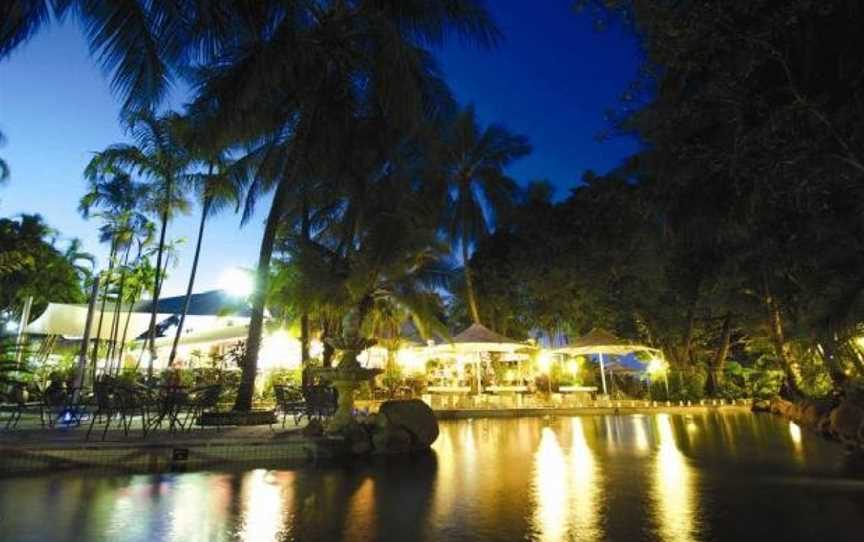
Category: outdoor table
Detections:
[
  {"x1": 559, "y1": 386, "x2": 599, "y2": 393},
  {"x1": 426, "y1": 386, "x2": 472, "y2": 394},
  {"x1": 485, "y1": 385, "x2": 529, "y2": 393},
  {"x1": 148, "y1": 385, "x2": 189, "y2": 432}
]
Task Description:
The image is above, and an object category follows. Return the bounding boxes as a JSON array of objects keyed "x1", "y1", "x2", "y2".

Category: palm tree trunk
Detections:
[
  {"x1": 168, "y1": 197, "x2": 210, "y2": 367},
  {"x1": 147, "y1": 202, "x2": 171, "y2": 377},
  {"x1": 107, "y1": 243, "x2": 132, "y2": 370},
  {"x1": 235, "y1": 180, "x2": 290, "y2": 411},
  {"x1": 90, "y1": 241, "x2": 117, "y2": 380},
  {"x1": 462, "y1": 231, "x2": 481, "y2": 324},
  {"x1": 117, "y1": 287, "x2": 139, "y2": 375},
  {"x1": 300, "y1": 193, "x2": 311, "y2": 388}
]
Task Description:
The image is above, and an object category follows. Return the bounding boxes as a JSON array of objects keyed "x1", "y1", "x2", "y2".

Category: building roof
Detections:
[{"x1": 135, "y1": 289, "x2": 252, "y2": 317}]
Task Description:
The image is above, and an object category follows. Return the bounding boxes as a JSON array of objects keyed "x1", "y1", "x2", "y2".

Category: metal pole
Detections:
[
  {"x1": 15, "y1": 296, "x2": 33, "y2": 366},
  {"x1": 598, "y1": 352, "x2": 608, "y2": 395},
  {"x1": 76, "y1": 277, "x2": 100, "y2": 391}
]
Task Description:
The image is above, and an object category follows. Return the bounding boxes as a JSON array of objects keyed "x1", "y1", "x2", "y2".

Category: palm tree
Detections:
[
  {"x1": 0, "y1": 129, "x2": 9, "y2": 183},
  {"x1": 79, "y1": 167, "x2": 147, "y2": 371},
  {"x1": 62, "y1": 238, "x2": 95, "y2": 284},
  {"x1": 441, "y1": 106, "x2": 530, "y2": 324},
  {"x1": 189, "y1": 0, "x2": 499, "y2": 411},
  {"x1": 167, "y1": 150, "x2": 245, "y2": 367},
  {"x1": 89, "y1": 111, "x2": 191, "y2": 375},
  {"x1": 0, "y1": 1, "x2": 189, "y2": 114}
]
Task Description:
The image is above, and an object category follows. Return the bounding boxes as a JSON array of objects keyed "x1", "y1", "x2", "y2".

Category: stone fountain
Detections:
[{"x1": 311, "y1": 308, "x2": 382, "y2": 433}]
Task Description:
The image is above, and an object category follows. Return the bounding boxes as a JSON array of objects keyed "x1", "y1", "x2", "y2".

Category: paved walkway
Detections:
[{"x1": 1, "y1": 413, "x2": 305, "y2": 449}]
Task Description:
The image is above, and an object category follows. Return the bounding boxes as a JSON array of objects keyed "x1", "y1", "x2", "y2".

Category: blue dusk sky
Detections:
[{"x1": 0, "y1": 1, "x2": 641, "y2": 297}]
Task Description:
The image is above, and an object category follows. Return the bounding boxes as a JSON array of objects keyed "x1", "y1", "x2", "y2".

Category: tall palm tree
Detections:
[
  {"x1": 441, "y1": 106, "x2": 530, "y2": 324},
  {"x1": 62, "y1": 238, "x2": 95, "y2": 284},
  {"x1": 189, "y1": 0, "x2": 499, "y2": 411},
  {"x1": 0, "y1": 129, "x2": 9, "y2": 184},
  {"x1": 89, "y1": 111, "x2": 191, "y2": 375},
  {"x1": 0, "y1": 1, "x2": 190, "y2": 115},
  {"x1": 167, "y1": 151, "x2": 245, "y2": 367},
  {"x1": 79, "y1": 167, "x2": 147, "y2": 371}
]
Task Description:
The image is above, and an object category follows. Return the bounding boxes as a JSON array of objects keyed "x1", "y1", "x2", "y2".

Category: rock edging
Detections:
[
  {"x1": 753, "y1": 396, "x2": 864, "y2": 453},
  {"x1": 318, "y1": 399, "x2": 440, "y2": 456}
]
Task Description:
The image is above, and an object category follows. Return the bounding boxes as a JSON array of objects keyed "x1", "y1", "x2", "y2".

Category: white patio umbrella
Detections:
[
  {"x1": 434, "y1": 323, "x2": 534, "y2": 394},
  {"x1": 552, "y1": 328, "x2": 661, "y2": 395}
]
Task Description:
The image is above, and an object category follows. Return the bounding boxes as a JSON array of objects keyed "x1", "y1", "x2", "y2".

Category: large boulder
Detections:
[
  {"x1": 829, "y1": 401, "x2": 864, "y2": 440},
  {"x1": 373, "y1": 399, "x2": 439, "y2": 453},
  {"x1": 799, "y1": 398, "x2": 833, "y2": 430},
  {"x1": 371, "y1": 425, "x2": 413, "y2": 454}
]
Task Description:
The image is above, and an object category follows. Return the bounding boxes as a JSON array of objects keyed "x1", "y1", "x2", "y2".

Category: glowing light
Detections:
[
  {"x1": 530, "y1": 420, "x2": 603, "y2": 541},
  {"x1": 538, "y1": 351, "x2": 553, "y2": 373},
  {"x1": 654, "y1": 414, "x2": 698, "y2": 542},
  {"x1": 259, "y1": 329, "x2": 301, "y2": 370},
  {"x1": 532, "y1": 427, "x2": 568, "y2": 542},
  {"x1": 633, "y1": 416, "x2": 650, "y2": 453},
  {"x1": 568, "y1": 417, "x2": 601, "y2": 539},
  {"x1": 219, "y1": 268, "x2": 255, "y2": 298},
  {"x1": 565, "y1": 359, "x2": 579, "y2": 375},
  {"x1": 647, "y1": 358, "x2": 668, "y2": 376},
  {"x1": 238, "y1": 469, "x2": 284, "y2": 541},
  {"x1": 788, "y1": 421, "x2": 803, "y2": 455},
  {"x1": 396, "y1": 348, "x2": 426, "y2": 373}
]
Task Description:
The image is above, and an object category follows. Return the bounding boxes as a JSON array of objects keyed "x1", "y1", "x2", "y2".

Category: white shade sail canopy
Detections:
[
  {"x1": 24, "y1": 303, "x2": 173, "y2": 340},
  {"x1": 24, "y1": 302, "x2": 251, "y2": 344},
  {"x1": 552, "y1": 328, "x2": 660, "y2": 356}
]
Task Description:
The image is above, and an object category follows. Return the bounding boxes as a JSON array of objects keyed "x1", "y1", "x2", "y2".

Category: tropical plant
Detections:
[
  {"x1": 0, "y1": 214, "x2": 85, "y2": 319},
  {"x1": 0, "y1": 1, "x2": 189, "y2": 115},
  {"x1": 167, "y1": 136, "x2": 246, "y2": 367},
  {"x1": 184, "y1": 0, "x2": 499, "y2": 411},
  {"x1": 0, "y1": 129, "x2": 9, "y2": 184},
  {"x1": 79, "y1": 166, "x2": 149, "y2": 369},
  {"x1": 439, "y1": 106, "x2": 530, "y2": 324},
  {"x1": 88, "y1": 110, "x2": 192, "y2": 374}
]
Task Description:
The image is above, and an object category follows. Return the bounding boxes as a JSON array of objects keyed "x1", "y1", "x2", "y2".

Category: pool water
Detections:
[{"x1": 0, "y1": 412, "x2": 861, "y2": 541}]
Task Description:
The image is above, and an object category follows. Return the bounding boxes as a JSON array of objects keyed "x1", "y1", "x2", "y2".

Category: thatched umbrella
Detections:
[
  {"x1": 435, "y1": 324, "x2": 533, "y2": 393},
  {"x1": 552, "y1": 328, "x2": 660, "y2": 395}
]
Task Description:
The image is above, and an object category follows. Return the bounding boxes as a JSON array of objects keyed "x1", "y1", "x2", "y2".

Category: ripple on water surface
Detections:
[{"x1": 0, "y1": 411, "x2": 861, "y2": 542}]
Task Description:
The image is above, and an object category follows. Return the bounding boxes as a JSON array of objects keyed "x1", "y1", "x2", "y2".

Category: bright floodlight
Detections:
[{"x1": 220, "y1": 268, "x2": 254, "y2": 297}]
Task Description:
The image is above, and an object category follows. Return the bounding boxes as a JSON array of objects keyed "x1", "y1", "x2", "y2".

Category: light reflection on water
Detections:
[
  {"x1": 0, "y1": 411, "x2": 860, "y2": 542},
  {"x1": 654, "y1": 414, "x2": 698, "y2": 542}
]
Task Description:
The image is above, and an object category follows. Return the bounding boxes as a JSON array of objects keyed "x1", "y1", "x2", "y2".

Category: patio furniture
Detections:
[
  {"x1": 0, "y1": 383, "x2": 38, "y2": 430},
  {"x1": 37, "y1": 382, "x2": 91, "y2": 428},
  {"x1": 148, "y1": 384, "x2": 189, "y2": 432},
  {"x1": 85, "y1": 382, "x2": 149, "y2": 441},
  {"x1": 273, "y1": 384, "x2": 305, "y2": 427},
  {"x1": 303, "y1": 385, "x2": 338, "y2": 420},
  {"x1": 485, "y1": 385, "x2": 530, "y2": 393},
  {"x1": 182, "y1": 384, "x2": 222, "y2": 430},
  {"x1": 426, "y1": 385, "x2": 472, "y2": 393}
]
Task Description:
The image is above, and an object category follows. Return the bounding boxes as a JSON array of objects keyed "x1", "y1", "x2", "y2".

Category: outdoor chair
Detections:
[
  {"x1": 303, "y1": 385, "x2": 338, "y2": 420},
  {"x1": 145, "y1": 383, "x2": 192, "y2": 432},
  {"x1": 85, "y1": 382, "x2": 149, "y2": 441},
  {"x1": 182, "y1": 384, "x2": 222, "y2": 430},
  {"x1": 273, "y1": 384, "x2": 306, "y2": 427},
  {"x1": 0, "y1": 383, "x2": 36, "y2": 430}
]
